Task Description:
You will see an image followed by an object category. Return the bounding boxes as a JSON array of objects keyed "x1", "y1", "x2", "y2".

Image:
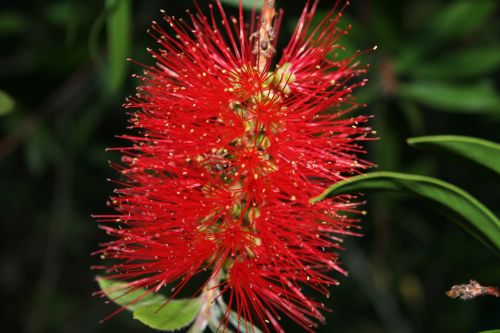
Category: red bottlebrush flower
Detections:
[{"x1": 96, "y1": 0, "x2": 373, "y2": 332}]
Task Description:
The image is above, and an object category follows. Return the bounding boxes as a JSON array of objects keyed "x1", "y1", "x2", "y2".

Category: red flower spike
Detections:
[{"x1": 96, "y1": 0, "x2": 374, "y2": 332}]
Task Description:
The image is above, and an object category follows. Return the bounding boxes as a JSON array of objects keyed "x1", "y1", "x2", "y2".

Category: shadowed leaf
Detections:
[
  {"x1": 398, "y1": 82, "x2": 500, "y2": 113},
  {"x1": 430, "y1": 0, "x2": 497, "y2": 39},
  {"x1": 410, "y1": 47, "x2": 500, "y2": 79}
]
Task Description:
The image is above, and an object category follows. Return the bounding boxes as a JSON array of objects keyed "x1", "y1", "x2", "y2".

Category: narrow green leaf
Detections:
[
  {"x1": 227, "y1": 310, "x2": 263, "y2": 333},
  {"x1": 133, "y1": 299, "x2": 202, "y2": 331},
  {"x1": 410, "y1": 47, "x2": 500, "y2": 79},
  {"x1": 478, "y1": 330, "x2": 500, "y2": 333},
  {"x1": 216, "y1": 297, "x2": 263, "y2": 333},
  {"x1": 408, "y1": 135, "x2": 500, "y2": 175},
  {"x1": 0, "y1": 90, "x2": 15, "y2": 116},
  {"x1": 398, "y1": 101, "x2": 424, "y2": 136},
  {"x1": 311, "y1": 172, "x2": 500, "y2": 254},
  {"x1": 372, "y1": 106, "x2": 400, "y2": 170},
  {"x1": 25, "y1": 126, "x2": 58, "y2": 176},
  {"x1": 106, "y1": 0, "x2": 131, "y2": 93},
  {"x1": 219, "y1": 0, "x2": 263, "y2": 10},
  {"x1": 398, "y1": 82, "x2": 500, "y2": 113},
  {"x1": 97, "y1": 277, "x2": 167, "y2": 311},
  {"x1": 430, "y1": 0, "x2": 497, "y2": 39}
]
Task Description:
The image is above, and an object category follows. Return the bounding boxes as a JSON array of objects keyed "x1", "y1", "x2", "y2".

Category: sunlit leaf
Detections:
[
  {"x1": 410, "y1": 47, "x2": 500, "y2": 79},
  {"x1": 408, "y1": 135, "x2": 500, "y2": 175},
  {"x1": 106, "y1": 0, "x2": 131, "y2": 93},
  {"x1": 311, "y1": 172, "x2": 500, "y2": 254},
  {"x1": 97, "y1": 277, "x2": 167, "y2": 311},
  {"x1": 133, "y1": 299, "x2": 202, "y2": 331},
  {"x1": 0, "y1": 90, "x2": 15, "y2": 116},
  {"x1": 398, "y1": 82, "x2": 500, "y2": 113}
]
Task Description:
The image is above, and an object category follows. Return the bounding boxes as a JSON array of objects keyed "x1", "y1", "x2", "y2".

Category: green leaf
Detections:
[
  {"x1": 398, "y1": 101, "x2": 424, "y2": 136},
  {"x1": 372, "y1": 106, "x2": 400, "y2": 170},
  {"x1": 133, "y1": 299, "x2": 202, "y2": 331},
  {"x1": 398, "y1": 82, "x2": 500, "y2": 113},
  {"x1": 410, "y1": 47, "x2": 500, "y2": 79},
  {"x1": 478, "y1": 330, "x2": 500, "y2": 333},
  {"x1": 408, "y1": 135, "x2": 500, "y2": 175},
  {"x1": 97, "y1": 277, "x2": 167, "y2": 311},
  {"x1": 430, "y1": 0, "x2": 497, "y2": 39},
  {"x1": 0, "y1": 12, "x2": 27, "y2": 34},
  {"x1": 219, "y1": 0, "x2": 263, "y2": 10},
  {"x1": 311, "y1": 172, "x2": 500, "y2": 254},
  {"x1": 0, "y1": 90, "x2": 15, "y2": 116},
  {"x1": 106, "y1": 0, "x2": 131, "y2": 93},
  {"x1": 216, "y1": 297, "x2": 263, "y2": 333}
]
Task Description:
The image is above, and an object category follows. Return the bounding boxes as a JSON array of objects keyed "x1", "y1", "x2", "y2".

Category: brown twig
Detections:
[
  {"x1": 252, "y1": 0, "x2": 277, "y2": 72},
  {"x1": 446, "y1": 279, "x2": 500, "y2": 300}
]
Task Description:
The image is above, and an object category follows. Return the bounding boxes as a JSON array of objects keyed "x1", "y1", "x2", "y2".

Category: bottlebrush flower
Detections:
[{"x1": 95, "y1": 0, "x2": 373, "y2": 332}]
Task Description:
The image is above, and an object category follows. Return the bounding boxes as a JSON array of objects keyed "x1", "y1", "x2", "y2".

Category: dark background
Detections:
[{"x1": 1, "y1": 0, "x2": 499, "y2": 332}]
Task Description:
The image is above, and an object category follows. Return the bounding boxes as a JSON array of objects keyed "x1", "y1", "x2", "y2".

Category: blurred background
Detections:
[{"x1": 1, "y1": 0, "x2": 499, "y2": 332}]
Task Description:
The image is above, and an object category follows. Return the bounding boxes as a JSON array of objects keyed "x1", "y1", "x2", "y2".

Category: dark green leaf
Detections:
[
  {"x1": 372, "y1": 107, "x2": 400, "y2": 170},
  {"x1": 410, "y1": 47, "x2": 500, "y2": 79},
  {"x1": 311, "y1": 172, "x2": 500, "y2": 254},
  {"x1": 478, "y1": 330, "x2": 500, "y2": 333},
  {"x1": 430, "y1": 0, "x2": 497, "y2": 39},
  {"x1": 408, "y1": 135, "x2": 500, "y2": 175},
  {"x1": 106, "y1": 0, "x2": 131, "y2": 93},
  {"x1": 133, "y1": 299, "x2": 202, "y2": 331},
  {"x1": 398, "y1": 82, "x2": 500, "y2": 113},
  {"x1": 219, "y1": 0, "x2": 263, "y2": 10},
  {"x1": 0, "y1": 90, "x2": 15, "y2": 116},
  {"x1": 398, "y1": 101, "x2": 424, "y2": 135},
  {"x1": 0, "y1": 12, "x2": 27, "y2": 34},
  {"x1": 25, "y1": 126, "x2": 59, "y2": 176},
  {"x1": 97, "y1": 277, "x2": 167, "y2": 311}
]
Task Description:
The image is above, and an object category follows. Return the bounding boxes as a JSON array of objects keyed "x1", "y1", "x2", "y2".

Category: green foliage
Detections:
[
  {"x1": 0, "y1": 11, "x2": 27, "y2": 34},
  {"x1": 133, "y1": 299, "x2": 202, "y2": 331},
  {"x1": 429, "y1": 0, "x2": 497, "y2": 39},
  {"x1": 216, "y1": 297, "x2": 264, "y2": 333},
  {"x1": 97, "y1": 277, "x2": 167, "y2": 311},
  {"x1": 408, "y1": 47, "x2": 500, "y2": 79},
  {"x1": 219, "y1": 0, "x2": 263, "y2": 10},
  {"x1": 106, "y1": 0, "x2": 131, "y2": 94},
  {"x1": 0, "y1": 89, "x2": 15, "y2": 116},
  {"x1": 398, "y1": 82, "x2": 500, "y2": 113},
  {"x1": 2, "y1": 0, "x2": 499, "y2": 332},
  {"x1": 408, "y1": 135, "x2": 500, "y2": 175},
  {"x1": 98, "y1": 277, "x2": 202, "y2": 331},
  {"x1": 312, "y1": 172, "x2": 500, "y2": 254}
]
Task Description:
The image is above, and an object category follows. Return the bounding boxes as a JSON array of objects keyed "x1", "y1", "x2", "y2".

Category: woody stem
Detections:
[{"x1": 255, "y1": 0, "x2": 276, "y2": 72}]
